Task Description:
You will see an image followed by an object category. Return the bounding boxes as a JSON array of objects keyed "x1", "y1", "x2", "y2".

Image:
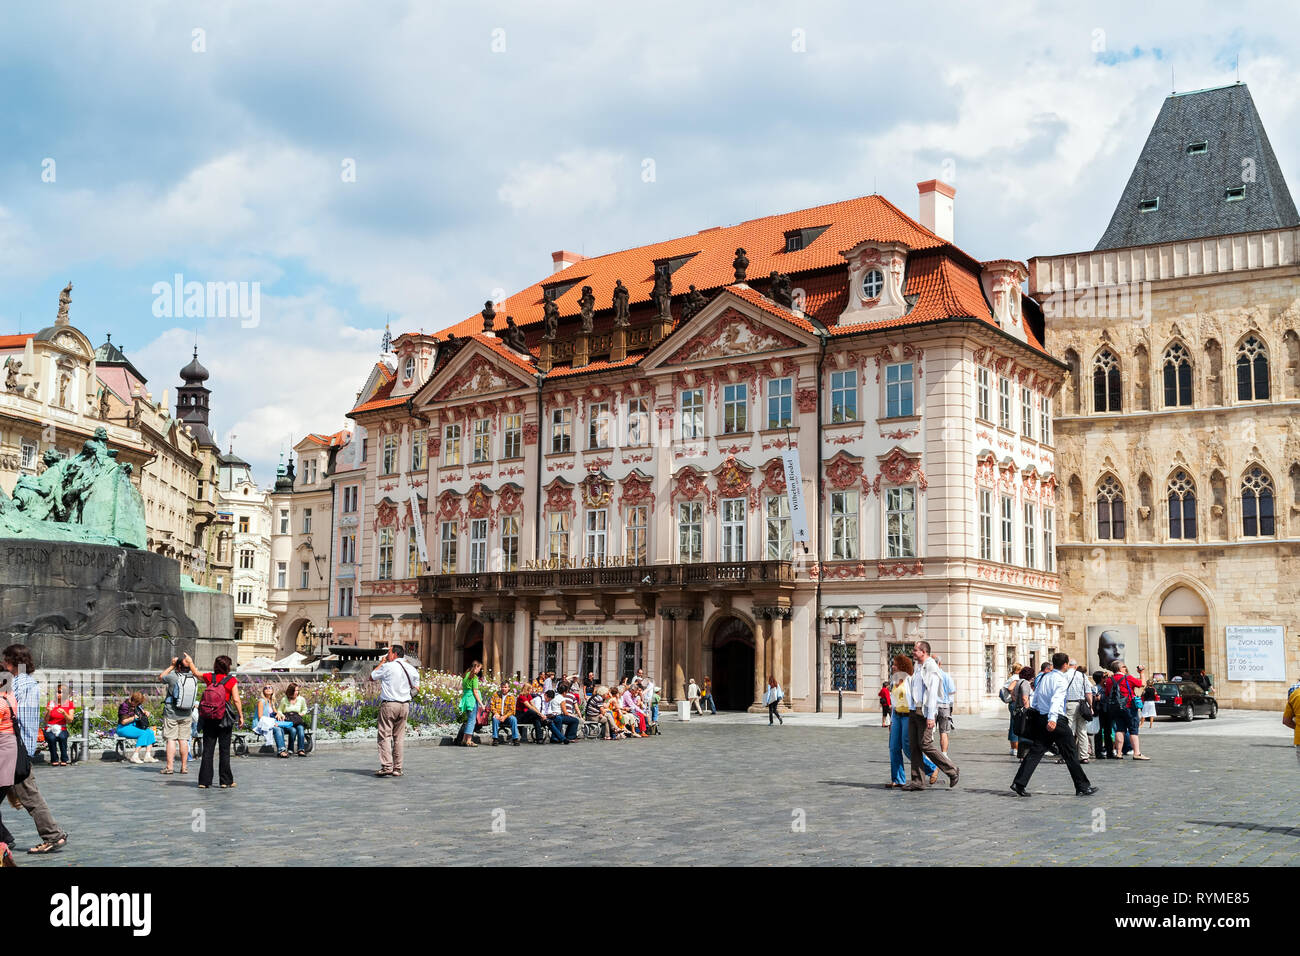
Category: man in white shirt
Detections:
[
  {"x1": 934, "y1": 656, "x2": 956, "y2": 758},
  {"x1": 636, "y1": 669, "x2": 658, "y2": 722},
  {"x1": 902, "y1": 641, "x2": 959, "y2": 790},
  {"x1": 370, "y1": 643, "x2": 418, "y2": 777},
  {"x1": 1011, "y1": 652, "x2": 1097, "y2": 797},
  {"x1": 1062, "y1": 659, "x2": 1094, "y2": 762}
]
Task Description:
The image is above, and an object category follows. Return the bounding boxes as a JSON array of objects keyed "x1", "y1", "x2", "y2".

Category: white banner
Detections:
[
  {"x1": 781, "y1": 449, "x2": 809, "y2": 544},
  {"x1": 538, "y1": 623, "x2": 640, "y2": 638},
  {"x1": 1225, "y1": 625, "x2": 1286, "y2": 681},
  {"x1": 401, "y1": 472, "x2": 429, "y2": 569}
]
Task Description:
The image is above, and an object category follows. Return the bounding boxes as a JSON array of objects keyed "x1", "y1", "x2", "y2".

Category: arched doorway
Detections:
[
  {"x1": 1160, "y1": 586, "x2": 1207, "y2": 679},
  {"x1": 461, "y1": 619, "x2": 484, "y2": 674},
  {"x1": 710, "y1": 617, "x2": 755, "y2": 711}
]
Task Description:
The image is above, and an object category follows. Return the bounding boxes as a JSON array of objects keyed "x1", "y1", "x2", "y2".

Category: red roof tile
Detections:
[
  {"x1": 0, "y1": 334, "x2": 34, "y2": 350},
  {"x1": 724, "y1": 285, "x2": 819, "y2": 334}
]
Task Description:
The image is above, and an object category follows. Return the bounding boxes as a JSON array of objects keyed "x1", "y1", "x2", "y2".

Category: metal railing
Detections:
[{"x1": 426, "y1": 560, "x2": 794, "y2": 594}]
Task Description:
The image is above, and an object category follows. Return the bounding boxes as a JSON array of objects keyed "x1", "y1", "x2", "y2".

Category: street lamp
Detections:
[
  {"x1": 822, "y1": 606, "x2": 861, "y2": 720},
  {"x1": 302, "y1": 622, "x2": 334, "y2": 663}
]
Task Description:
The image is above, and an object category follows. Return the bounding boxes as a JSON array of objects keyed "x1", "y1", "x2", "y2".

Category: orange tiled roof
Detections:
[
  {"x1": 472, "y1": 333, "x2": 540, "y2": 375},
  {"x1": 438, "y1": 194, "x2": 948, "y2": 338},
  {"x1": 724, "y1": 285, "x2": 819, "y2": 334},
  {"x1": 350, "y1": 372, "x2": 401, "y2": 415},
  {"x1": 304, "y1": 429, "x2": 349, "y2": 447},
  {"x1": 543, "y1": 353, "x2": 648, "y2": 379},
  {"x1": 0, "y1": 334, "x2": 34, "y2": 350}
]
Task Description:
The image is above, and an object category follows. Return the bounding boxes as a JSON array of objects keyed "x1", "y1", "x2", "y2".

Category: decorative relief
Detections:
[
  {"x1": 795, "y1": 388, "x2": 818, "y2": 413},
  {"x1": 761, "y1": 458, "x2": 786, "y2": 494},
  {"x1": 436, "y1": 490, "x2": 462, "y2": 523},
  {"x1": 522, "y1": 422, "x2": 539, "y2": 446},
  {"x1": 976, "y1": 564, "x2": 1059, "y2": 592},
  {"x1": 620, "y1": 471, "x2": 655, "y2": 511},
  {"x1": 881, "y1": 428, "x2": 918, "y2": 440},
  {"x1": 498, "y1": 485, "x2": 523, "y2": 513},
  {"x1": 665, "y1": 308, "x2": 801, "y2": 364},
  {"x1": 875, "y1": 447, "x2": 927, "y2": 492},
  {"x1": 432, "y1": 355, "x2": 521, "y2": 402},
  {"x1": 877, "y1": 560, "x2": 924, "y2": 578},
  {"x1": 467, "y1": 484, "x2": 492, "y2": 518},
  {"x1": 545, "y1": 480, "x2": 576, "y2": 516},
  {"x1": 824, "y1": 452, "x2": 865, "y2": 490},
  {"x1": 580, "y1": 472, "x2": 613, "y2": 509}
]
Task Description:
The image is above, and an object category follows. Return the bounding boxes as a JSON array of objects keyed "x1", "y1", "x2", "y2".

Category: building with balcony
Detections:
[
  {"x1": 347, "y1": 186, "x2": 1066, "y2": 711},
  {"x1": 218, "y1": 449, "x2": 275, "y2": 663}
]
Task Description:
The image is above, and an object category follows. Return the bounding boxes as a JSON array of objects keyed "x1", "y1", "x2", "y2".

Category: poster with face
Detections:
[{"x1": 1086, "y1": 625, "x2": 1140, "y2": 676}]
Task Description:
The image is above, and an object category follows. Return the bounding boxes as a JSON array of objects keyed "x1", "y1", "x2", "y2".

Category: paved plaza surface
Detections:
[{"x1": 15, "y1": 711, "x2": 1298, "y2": 867}]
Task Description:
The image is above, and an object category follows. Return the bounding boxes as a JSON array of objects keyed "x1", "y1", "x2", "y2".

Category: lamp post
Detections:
[{"x1": 822, "y1": 606, "x2": 861, "y2": 720}]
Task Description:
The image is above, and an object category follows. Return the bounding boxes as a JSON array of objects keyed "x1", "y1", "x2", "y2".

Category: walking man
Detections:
[
  {"x1": 371, "y1": 643, "x2": 418, "y2": 777},
  {"x1": 902, "y1": 641, "x2": 959, "y2": 790},
  {"x1": 1011, "y1": 652, "x2": 1098, "y2": 797},
  {"x1": 934, "y1": 656, "x2": 955, "y2": 758},
  {"x1": 2, "y1": 644, "x2": 69, "y2": 854},
  {"x1": 1062, "y1": 659, "x2": 1093, "y2": 762}
]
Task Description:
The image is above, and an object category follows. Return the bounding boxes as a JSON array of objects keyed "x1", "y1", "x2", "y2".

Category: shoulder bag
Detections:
[
  {"x1": 1071, "y1": 672, "x2": 1095, "y2": 721},
  {"x1": 4, "y1": 698, "x2": 32, "y2": 784}
]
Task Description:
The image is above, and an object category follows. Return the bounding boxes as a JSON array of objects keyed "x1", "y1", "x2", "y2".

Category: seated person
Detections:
[
  {"x1": 607, "y1": 690, "x2": 644, "y2": 738},
  {"x1": 253, "y1": 685, "x2": 295, "y2": 757},
  {"x1": 116, "y1": 692, "x2": 157, "y2": 763},
  {"x1": 45, "y1": 684, "x2": 75, "y2": 766},
  {"x1": 584, "y1": 687, "x2": 623, "y2": 740},
  {"x1": 515, "y1": 683, "x2": 547, "y2": 738},
  {"x1": 278, "y1": 683, "x2": 309, "y2": 755},
  {"x1": 542, "y1": 688, "x2": 579, "y2": 744},
  {"x1": 620, "y1": 684, "x2": 649, "y2": 735},
  {"x1": 490, "y1": 681, "x2": 520, "y2": 746}
]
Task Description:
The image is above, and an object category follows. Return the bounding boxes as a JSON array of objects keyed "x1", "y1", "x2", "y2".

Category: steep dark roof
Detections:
[
  {"x1": 1096, "y1": 83, "x2": 1299, "y2": 250},
  {"x1": 95, "y1": 334, "x2": 147, "y2": 383}
]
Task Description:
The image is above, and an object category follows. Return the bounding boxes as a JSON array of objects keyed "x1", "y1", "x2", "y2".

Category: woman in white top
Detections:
[{"x1": 762, "y1": 677, "x2": 784, "y2": 725}]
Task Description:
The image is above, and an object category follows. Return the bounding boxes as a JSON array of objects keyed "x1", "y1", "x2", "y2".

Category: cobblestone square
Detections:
[{"x1": 14, "y1": 712, "x2": 1298, "y2": 867}]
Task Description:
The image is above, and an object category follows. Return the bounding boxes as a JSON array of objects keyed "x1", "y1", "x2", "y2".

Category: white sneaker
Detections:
[
  {"x1": 143, "y1": 752, "x2": 158, "y2": 763},
  {"x1": 128, "y1": 751, "x2": 144, "y2": 764}
]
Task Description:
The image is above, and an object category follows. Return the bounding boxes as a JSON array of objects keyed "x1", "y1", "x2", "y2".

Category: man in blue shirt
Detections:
[
  {"x1": 934, "y1": 657, "x2": 956, "y2": 758},
  {"x1": 1011, "y1": 652, "x2": 1097, "y2": 798},
  {"x1": 2, "y1": 644, "x2": 69, "y2": 854}
]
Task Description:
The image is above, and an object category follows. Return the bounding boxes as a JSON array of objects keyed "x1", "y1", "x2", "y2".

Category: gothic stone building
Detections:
[
  {"x1": 349, "y1": 187, "x2": 1066, "y2": 712},
  {"x1": 1030, "y1": 83, "x2": 1300, "y2": 707}
]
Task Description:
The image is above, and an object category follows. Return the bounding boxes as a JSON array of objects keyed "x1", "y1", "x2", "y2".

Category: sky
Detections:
[{"x1": 2, "y1": 1, "x2": 1297, "y2": 483}]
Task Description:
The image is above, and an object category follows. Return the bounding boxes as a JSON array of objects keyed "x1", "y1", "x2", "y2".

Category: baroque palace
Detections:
[
  {"x1": 1030, "y1": 82, "x2": 1300, "y2": 708},
  {"x1": 338, "y1": 184, "x2": 1066, "y2": 713}
]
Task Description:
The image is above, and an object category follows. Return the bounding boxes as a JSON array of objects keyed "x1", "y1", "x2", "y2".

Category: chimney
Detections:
[
  {"x1": 916, "y1": 180, "x2": 955, "y2": 242},
  {"x1": 551, "y1": 250, "x2": 586, "y2": 274}
]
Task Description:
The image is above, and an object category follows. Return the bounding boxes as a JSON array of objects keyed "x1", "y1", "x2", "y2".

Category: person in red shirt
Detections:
[
  {"x1": 197, "y1": 656, "x2": 244, "y2": 789},
  {"x1": 878, "y1": 682, "x2": 892, "y2": 727},
  {"x1": 45, "y1": 685, "x2": 75, "y2": 766},
  {"x1": 1101, "y1": 660, "x2": 1148, "y2": 760}
]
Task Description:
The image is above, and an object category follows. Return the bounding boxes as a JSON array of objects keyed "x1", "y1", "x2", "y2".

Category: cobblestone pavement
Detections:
[{"x1": 13, "y1": 715, "x2": 1299, "y2": 866}]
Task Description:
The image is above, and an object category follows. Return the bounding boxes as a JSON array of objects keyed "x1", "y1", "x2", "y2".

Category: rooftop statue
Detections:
[{"x1": 0, "y1": 427, "x2": 145, "y2": 548}]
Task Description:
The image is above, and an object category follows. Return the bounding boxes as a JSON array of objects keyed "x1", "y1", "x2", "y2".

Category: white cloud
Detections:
[{"x1": 497, "y1": 150, "x2": 624, "y2": 216}]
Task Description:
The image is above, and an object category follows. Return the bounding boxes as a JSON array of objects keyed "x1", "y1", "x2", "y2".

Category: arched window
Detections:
[
  {"x1": 1096, "y1": 475, "x2": 1126, "y2": 540},
  {"x1": 1162, "y1": 342, "x2": 1193, "y2": 407},
  {"x1": 1167, "y1": 470, "x2": 1196, "y2": 539},
  {"x1": 1092, "y1": 350, "x2": 1122, "y2": 412},
  {"x1": 1240, "y1": 466, "x2": 1275, "y2": 537},
  {"x1": 1236, "y1": 335, "x2": 1270, "y2": 401}
]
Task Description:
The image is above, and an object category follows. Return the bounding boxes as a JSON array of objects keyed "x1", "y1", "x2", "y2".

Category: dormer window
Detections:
[
  {"x1": 862, "y1": 270, "x2": 884, "y2": 299},
  {"x1": 783, "y1": 225, "x2": 830, "y2": 253},
  {"x1": 785, "y1": 233, "x2": 803, "y2": 252},
  {"x1": 1186, "y1": 141, "x2": 1208, "y2": 155},
  {"x1": 403, "y1": 356, "x2": 415, "y2": 380},
  {"x1": 1224, "y1": 186, "x2": 1245, "y2": 202},
  {"x1": 1139, "y1": 198, "x2": 1159, "y2": 213}
]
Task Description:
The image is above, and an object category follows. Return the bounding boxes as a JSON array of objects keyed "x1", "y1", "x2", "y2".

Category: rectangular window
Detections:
[
  {"x1": 542, "y1": 642, "x2": 560, "y2": 675},
  {"x1": 765, "y1": 495, "x2": 792, "y2": 560},
  {"x1": 500, "y1": 515, "x2": 520, "y2": 571},
  {"x1": 588, "y1": 402, "x2": 611, "y2": 449},
  {"x1": 626, "y1": 398, "x2": 649, "y2": 447},
  {"x1": 585, "y1": 509, "x2": 607, "y2": 560},
  {"x1": 1042, "y1": 509, "x2": 1054, "y2": 573},
  {"x1": 343, "y1": 486, "x2": 358, "y2": 513},
  {"x1": 767, "y1": 377, "x2": 793, "y2": 429},
  {"x1": 998, "y1": 377, "x2": 1012, "y2": 429},
  {"x1": 275, "y1": 561, "x2": 286, "y2": 589},
  {"x1": 830, "y1": 370, "x2": 858, "y2": 423},
  {"x1": 885, "y1": 362, "x2": 914, "y2": 418},
  {"x1": 831, "y1": 491, "x2": 859, "y2": 560},
  {"x1": 302, "y1": 507, "x2": 312, "y2": 533},
  {"x1": 340, "y1": 533, "x2": 356, "y2": 565},
  {"x1": 382, "y1": 434, "x2": 398, "y2": 474},
  {"x1": 469, "y1": 518, "x2": 488, "y2": 573},
  {"x1": 305, "y1": 459, "x2": 318, "y2": 484},
  {"x1": 439, "y1": 522, "x2": 458, "y2": 574},
  {"x1": 678, "y1": 501, "x2": 703, "y2": 563},
  {"x1": 411, "y1": 429, "x2": 427, "y2": 471},
  {"x1": 550, "y1": 408, "x2": 572, "y2": 454},
  {"x1": 1000, "y1": 496, "x2": 1014, "y2": 564},
  {"x1": 1024, "y1": 503, "x2": 1037, "y2": 569},
  {"x1": 720, "y1": 498, "x2": 746, "y2": 561},
  {"x1": 378, "y1": 528, "x2": 394, "y2": 580},
  {"x1": 472, "y1": 419, "x2": 491, "y2": 463},
  {"x1": 239, "y1": 515, "x2": 250, "y2": 534},
  {"x1": 1021, "y1": 388, "x2": 1034, "y2": 440},
  {"x1": 1040, "y1": 397, "x2": 1051, "y2": 445},
  {"x1": 503, "y1": 414, "x2": 522, "y2": 459},
  {"x1": 979, "y1": 489, "x2": 993, "y2": 561},
  {"x1": 278, "y1": 508, "x2": 289, "y2": 534},
  {"x1": 976, "y1": 367, "x2": 991, "y2": 422},
  {"x1": 723, "y1": 384, "x2": 747, "y2": 434},
  {"x1": 300, "y1": 561, "x2": 310, "y2": 589},
  {"x1": 681, "y1": 389, "x2": 704, "y2": 440},
  {"x1": 238, "y1": 587, "x2": 252, "y2": 607},
  {"x1": 581, "y1": 642, "x2": 603, "y2": 683},
  {"x1": 407, "y1": 527, "x2": 420, "y2": 578},
  {"x1": 548, "y1": 512, "x2": 570, "y2": 561},
  {"x1": 625, "y1": 505, "x2": 647, "y2": 564},
  {"x1": 885, "y1": 487, "x2": 916, "y2": 558},
  {"x1": 20, "y1": 440, "x2": 36, "y2": 471},
  {"x1": 239, "y1": 548, "x2": 253, "y2": 569},
  {"x1": 443, "y1": 424, "x2": 461, "y2": 467},
  {"x1": 619, "y1": 641, "x2": 642, "y2": 680},
  {"x1": 830, "y1": 642, "x2": 858, "y2": 692},
  {"x1": 361, "y1": 439, "x2": 368, "y2": 462},
  {"x1": 984, "y1": 646, "x2": 995, "y2": 695},
  {"x1": 338, "y1": 586, "x2": 353, "y2": 618}
]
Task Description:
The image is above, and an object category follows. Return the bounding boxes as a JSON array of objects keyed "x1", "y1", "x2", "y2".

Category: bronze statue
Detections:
[
  {"x1": 733, "y1": 248, "x2": 749, "y2": 283},
  {"x1": 578, "y1": 286, "x2": 595, "y2": 334},
  {"x1": 4, "y1": 358, "x2": 20, "y2": 392},
  {"x1": 542, "y1": 291, "x2": 560, "y2": 342},
  {"x1": 56, "y1": 282, "x2": 72, "y2": 324},
  {"x1": 651, "y1": 263, "x2": 672, "y2": 321},
  {"x1": 481, "y1": 300, "x2": 496, "y2": 334},
  {"x1": 612, "y1": 279, "x2": 630, "y2": 327},
  {"x1": 682, "y1": 285, "x2": 708, "y2": 321},
  {"x1": 769, "y1": 270, "x2": 794, "y2": 309},
  {"x1": 98, "y1": 388, "x2": 111, "y2": 420},
  {"x1": 502, "y1": 314, "x2": 528, "y2": 354}
]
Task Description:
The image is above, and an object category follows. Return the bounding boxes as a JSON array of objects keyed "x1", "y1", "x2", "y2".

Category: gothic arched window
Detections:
[
  {"x1": 1092, "y1": 350, "x2": 1122, "y2": 413},
  {"x1": 1167, "y1": 470, "x2": 1196, "y2": 540},
  {"x1": 1236, "y1": 335, "x2": 1270, "y2": 401},
  {"x1": 1162, "y1": 342, "x2": 1193, "y2": 407},
  {"x1": 1241, "y1": 466, "x2": 1275, "y2": 537},
  {"x1": 1096, "y1": 474, "x2": 1126, "y2": 540}
]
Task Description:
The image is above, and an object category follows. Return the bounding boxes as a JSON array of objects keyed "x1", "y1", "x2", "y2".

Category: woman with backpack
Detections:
[
  {"x1": 197, "y1": 656, "x2": 244, "y2": 789},
  {"x1": 887, "y1": 655, "x2": 938, "y2": 787}
]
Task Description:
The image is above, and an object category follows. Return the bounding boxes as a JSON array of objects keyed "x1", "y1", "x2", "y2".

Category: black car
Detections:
[{"x1": 1151, "y1": 681, "x2": 1218, "y2": 721}]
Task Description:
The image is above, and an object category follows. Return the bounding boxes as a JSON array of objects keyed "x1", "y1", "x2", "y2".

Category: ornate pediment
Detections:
[
  {"x1": 663, "y1": 308, "x2": 802, "y2": 365},
  {"x1": 430, "y1": 354, "x2": 530, "y2": 403}
]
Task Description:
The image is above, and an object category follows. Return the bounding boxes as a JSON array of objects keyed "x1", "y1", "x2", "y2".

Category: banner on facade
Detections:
[
  {"x1": 1225, "y1": 625, "x2": 1286, "y2": 681},
  {"x1": 781, "y1": 449, "x2": 809, "y2": 544},
  {"x1": 537, "y1": 623, "x2": 640, "y2": 638},
  {"x1": 401, "y1": 472, "x2": 429, "y2": 569}
]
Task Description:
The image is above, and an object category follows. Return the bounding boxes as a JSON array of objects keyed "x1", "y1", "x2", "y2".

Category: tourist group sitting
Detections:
[{"x1": 252, "y1": 683, "x2": 310, "y2": 757}]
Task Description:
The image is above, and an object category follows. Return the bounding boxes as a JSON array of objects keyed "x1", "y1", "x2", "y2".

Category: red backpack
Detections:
[{"x1": 198, "y1": 675, "x2": 233, "y2": 721}]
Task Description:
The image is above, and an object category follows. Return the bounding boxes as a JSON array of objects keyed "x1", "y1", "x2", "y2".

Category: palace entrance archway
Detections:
[
  {"x1": 710, "y1": 617, "x2": 755, "y2": 711},
  {"x1": 461, "y1": 619, "x2": 484, "y2": 674}
]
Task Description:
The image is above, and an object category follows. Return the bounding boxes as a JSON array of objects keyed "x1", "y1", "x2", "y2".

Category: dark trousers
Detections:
[
  {"x1": 0, "y1": 789, "x2": 13, "y2": 846},
  {"x1": 907, "y1": 713, "x2": 957, "y2": 785},
  {"x1": 1013, "y1": 710, "x2": 1091, "y2": 791},
  {"x1": 198, "y1": 718, "x2": 233, "y2": 787},
  {"x1": 767, "y1": 702, "x2": 783, "y2": 724},
  {"x1": 548, "y1": 714, "x2": 579, "y2": 741},
  {"x1": 1096, "y1": 709, "x2": 1115, "y2": 757}
]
